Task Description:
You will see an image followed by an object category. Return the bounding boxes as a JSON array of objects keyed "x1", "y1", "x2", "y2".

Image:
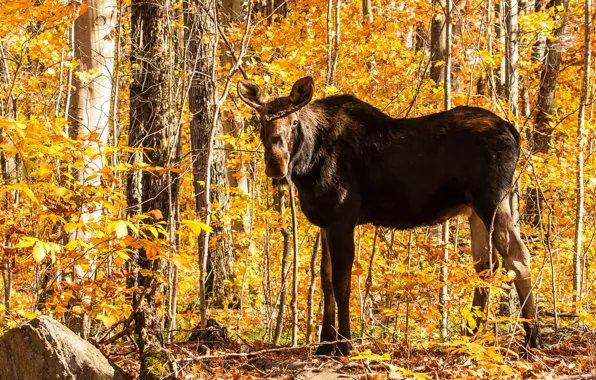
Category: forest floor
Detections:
[{"x1": 103, "y1": 327, "x2": 596, "y2": 379}]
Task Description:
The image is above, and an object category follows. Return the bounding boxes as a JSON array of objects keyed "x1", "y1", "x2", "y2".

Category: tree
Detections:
[
  {"x1": 531, "y1": 0, "x2": 570, "y2": 154},
  {"x1": 128, "y1": 0, "x2": 181, "y2": 376},
  {"x1": 430, "y1": 0, "x2": 446, "y2": 85},
  {"x1": 363, "y1": 0, "x2": 373, "y2": 24},
  {"x1": 574, "y1": 0, "x2": 591, "y2": 301},
  {"x1": 525, "y1": 0, "x2": 570, "y2": 229},
  {"x1": 185, "y1": 0, "x2": 234, "y2": 313},
  {"x1": 66, "y1": 0, "x2": 116, "y2": 338}
]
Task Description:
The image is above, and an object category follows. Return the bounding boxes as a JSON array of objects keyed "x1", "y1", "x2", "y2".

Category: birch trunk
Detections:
[
  {"x1": 574, "y1": 0, "x2": 591, "y2": 302},
  {"x1": 67, "y1": 0, "x2": 116, "y2": 337}
]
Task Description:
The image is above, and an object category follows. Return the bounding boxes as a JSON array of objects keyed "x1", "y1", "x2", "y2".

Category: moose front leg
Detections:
[
  {"x1": 315, "y1": 230, "x2": 336, "y2": 355},
  {"x1": 325, "y1": 223, "x2": 355, "y2": 356}
]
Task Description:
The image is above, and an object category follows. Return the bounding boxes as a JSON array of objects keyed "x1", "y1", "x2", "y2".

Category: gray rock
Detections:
[
  {"x1": 0, "y1": 316, "x2": 132, "y2": 380},
  {"x1": 296, "y1": 368, "x2": 357, "y2": 380}
]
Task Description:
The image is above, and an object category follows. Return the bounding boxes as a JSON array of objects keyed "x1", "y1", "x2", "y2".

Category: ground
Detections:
[{"x1": 102, "y1": 328, "x2": 596, "y2": 379}]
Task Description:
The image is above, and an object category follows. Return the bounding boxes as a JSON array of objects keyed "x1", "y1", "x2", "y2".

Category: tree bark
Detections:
[
  {"x1": 439, "y1": 0, "x2": 452, "y2": 342},
  {"x1": 326, "y1": 0, "x2": 341, "y2": 86},
  {"x1": 574, "y1": 0, "x2": 591, "y2": 302},
  {"x1": 505, "y1": 0, "x2": 521, "y2": 319},
  {"x1": 430, "y1": 0, "x2": 446, "y2": 86},
  {"x1": 531, "y1": 0, "x2": 570, "y2": 154},
  {"x1": 506, "y1": 0, "x2": 519, "y2": 115},
  {"x1": 362, "y1": 0, "x2": 373, "y2": 24},
  {"x1": 414, "y1": 21, "x2": 427, "y2": 53},
  {"x1": 221, "y1": 0, "x2": 251, "y2": 234},
  {"x1": 525, "y1": 0, "x2": 570, "y2": 229},
  {"x1": 66, "y1": 0, "x2": 116, "y2": 338},
  {"x1": 185, "y1": 0, "x2": 234, "y2": 311},
  {"x1": 129, "y1": 0, "x2": 180, "y2": 376},
  {"x1": 495, "y1": 0, "x2": 507, "y2": 97}
]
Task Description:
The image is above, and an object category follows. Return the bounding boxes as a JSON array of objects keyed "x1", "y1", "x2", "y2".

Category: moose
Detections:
[{"x1": 237, "y1": 76, "x2": 540, "y2": 356}]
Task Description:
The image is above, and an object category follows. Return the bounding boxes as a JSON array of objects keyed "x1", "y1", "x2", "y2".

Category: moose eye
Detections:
[{"x1": 293, "y1": 119, "x2": 299, "y2": 126}]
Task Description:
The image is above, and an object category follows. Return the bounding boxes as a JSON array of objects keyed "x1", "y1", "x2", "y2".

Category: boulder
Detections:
[
  {"x1": 296, "y1": 368, "x2": 357, "y2": 379},
  {"x1": 0, "y1": 316, "x2": 132, "y2": 380}
]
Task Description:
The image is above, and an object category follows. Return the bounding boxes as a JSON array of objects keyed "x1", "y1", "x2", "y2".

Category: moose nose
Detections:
[
  {"x1": 265, "y1": 154, "x2": 288, "y2": 178},
  {"x1": 265, "y1": 165, "x2": 287, "y2": 178}
]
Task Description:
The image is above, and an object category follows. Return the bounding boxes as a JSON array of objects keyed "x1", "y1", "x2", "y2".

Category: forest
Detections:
[{"x1": 0, "y1": 0, "x2": 595, "y2": 378}]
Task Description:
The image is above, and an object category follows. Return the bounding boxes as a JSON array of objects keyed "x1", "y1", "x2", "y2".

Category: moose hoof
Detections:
[
  {"x1": 314, "y1": 343, "x2": 335, "y2": 356},
  {"x1": 521, "y1": 325, "x2": 541, "y2": 359}
]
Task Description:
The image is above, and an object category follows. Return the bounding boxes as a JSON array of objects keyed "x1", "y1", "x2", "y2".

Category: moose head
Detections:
[{"x1": 237, "y1": 76, "x2": 315, "y2": 178}]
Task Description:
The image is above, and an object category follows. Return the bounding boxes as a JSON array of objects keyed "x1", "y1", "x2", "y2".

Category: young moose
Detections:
[{"x1": 238, "y1": 77, "x2": 540, "y2": 355}]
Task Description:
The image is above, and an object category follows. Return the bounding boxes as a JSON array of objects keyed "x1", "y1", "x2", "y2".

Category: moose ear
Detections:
[
  {"x1": 289, "y1": 76, "x2": 314, "y2": 109},
  {"x1": 238, "y1": 80, "x2": 268, "y2": 110}
]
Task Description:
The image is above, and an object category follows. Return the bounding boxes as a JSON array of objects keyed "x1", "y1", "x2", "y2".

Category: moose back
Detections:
[{"x1": 237, "y1": 76, "x2": 540, "y2": 355}]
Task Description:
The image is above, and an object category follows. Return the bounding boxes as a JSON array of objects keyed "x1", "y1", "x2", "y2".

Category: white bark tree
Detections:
[
  {"x1": 574, "y1": 0, "x2": 591, "y2": 302},
  {"x1": 67, "y1": 0, "x2": 116, "y2": 337}
]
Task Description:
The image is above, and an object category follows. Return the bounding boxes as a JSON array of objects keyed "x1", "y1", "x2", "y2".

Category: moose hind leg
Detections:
[
  {"x1": 315, "y1": 230, "x2": 337, "y2": 356},
  {"x1": 326, "y1": 223, "x2": 355, "y2": 356},
  {"x1": 491, "y1": 200, "x2": 541, "y2": 350},
  {"x1": 467, "y1": 212, "x2": 499, "y2": 335}
]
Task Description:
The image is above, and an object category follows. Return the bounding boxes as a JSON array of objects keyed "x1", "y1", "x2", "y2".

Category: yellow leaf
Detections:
[
  {"x1": 15, "y1": 236, "x2": 38, "y2": 248},
  {"x1": 147, "y1": 226, "x2": 158, "y2": 238},
  {"x1": 64, "y1": 240, "x2": 79, "y2": 250},
  {"x1": 182, "y1": 219, "x2": 213, "y2": 235},
  {"x1": 64, "y1": 223, "x2": 79, "y2": 233},
  {"x1": 22, "y1": 186, "x2": 40, "y2": 205},
  {"x1": 109, "y1": 220, "x2": 128, "y2": 238},
  {"x1": 96, "y1": 314, "x2": 116, "y2": 328},
  {"x1": 54, "y1": 305, "x2": 69, "y2": 313},
  {"x1": 171, "y1": 253, "x2": 192, "y2": 270},
  {"x1": 79, "y1": 263, "x2": 92, "y2": 272},
  {"x1": 32, "y1": 242, "x2": 47, "y2": 262},
  {"x1": 24, "y1": 312, "x2": 38, "y2": 320}
]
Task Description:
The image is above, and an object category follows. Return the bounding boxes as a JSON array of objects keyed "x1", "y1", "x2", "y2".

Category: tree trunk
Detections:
[
  {"x1": 574, "y1": 0, "x2": 591, "y2": 302},
  {"x1": 531, "y1": 0, "x2": 570, "y2": 154},
  {"x1": 414, "y1": 21, "x2": 427, "y2": 53},
  {"x1": 504, "y1": 0, "x2": 521, "y2": 319},
  {"x1": 506, "y1": 0, "x2": 519, "y2": 115},
  {"x1": 66, "y1": 0, "x2": 116, "y2": 338},
  {"x1": 532, "y1": 0, "x2": 548, "y2": 64},
  {"x1": 362, "y1": 0, "x2": 373, "y2": 24},
  {"x1": 495, "y1": 0, "x2": 507, "y2": 97},
  {"x1": 129, "y1": 0, "x2": 180, "y2": 376},
  {"x1": 221, "y1": 0, "x2": 251, "y2": 233},
  {"x1": 439, "y1": 0, "x2": 452, "y2": 342},
  {"x1": 450, "y1": 0, "x2": 466, "y2": 94},
  {"x1": 326, "y1": 0, "x2": 341, "y2": 86},
  {"x1": 185, "y1": 0, "x2": 234, "y2": 311},
  {"x1": 430, "y1": 0, "x2": 446, "y2": 86},
  {"x1": 525, "y1": 0, "x2": 570, "y2": 229}
]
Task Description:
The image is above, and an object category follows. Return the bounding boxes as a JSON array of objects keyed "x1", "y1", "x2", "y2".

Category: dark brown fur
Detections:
[{"x1": 238, "y1": 77, "x2": 540, "y2": 356}]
